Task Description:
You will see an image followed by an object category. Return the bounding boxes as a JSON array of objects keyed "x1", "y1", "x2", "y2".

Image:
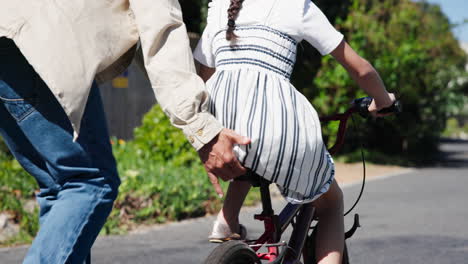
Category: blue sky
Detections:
[{"x1": 424, "y1": 0, "x2": 468, "y2": 42}]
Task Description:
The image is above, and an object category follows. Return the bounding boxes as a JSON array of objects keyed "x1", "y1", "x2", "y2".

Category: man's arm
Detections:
[
  {"x1": 129, "y1": 0, "x2": 249, "y2": 196},
  {"x1": 129, "y1": 0, "x2": 219, "y2": 150}
]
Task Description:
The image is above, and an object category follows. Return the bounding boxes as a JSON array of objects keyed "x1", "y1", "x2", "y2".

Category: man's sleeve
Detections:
[{"x1": 129, "y1": 0, "x2": 223, "y2": 150}]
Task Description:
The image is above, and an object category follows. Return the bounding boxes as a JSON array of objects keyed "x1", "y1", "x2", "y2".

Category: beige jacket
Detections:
[{"x1": 0, "y1": 0, "x2": 222, "y2": 150}]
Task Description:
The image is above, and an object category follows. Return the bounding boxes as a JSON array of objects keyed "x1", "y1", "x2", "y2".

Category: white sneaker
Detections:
[{"x1": 208, "y1": 220, "x2": 247, "y2": 243}]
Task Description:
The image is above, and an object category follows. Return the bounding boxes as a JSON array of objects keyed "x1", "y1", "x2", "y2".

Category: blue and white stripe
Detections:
[
  {"x1": 206, "y1": 25, "x2": 335, "y2": 203},
  {"x1": 213, "y1": 25, "x2": 297, "y2": 80}
]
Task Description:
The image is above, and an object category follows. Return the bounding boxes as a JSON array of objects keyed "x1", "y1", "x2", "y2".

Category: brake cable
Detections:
[
  {"x1": 319, "y1": 104, "x2": 366, "y2": 217},
  {"x1": 343, "y1": 114, "x2": 366, "y2": 217},
  {"x1": 320, "y1": 97, "x2": 401, "y2": 217}
]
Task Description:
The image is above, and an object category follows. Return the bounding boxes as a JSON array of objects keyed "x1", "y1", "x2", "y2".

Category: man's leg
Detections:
[{"x1": 0, "y1": 38, "x2": 120, "y2": 264}]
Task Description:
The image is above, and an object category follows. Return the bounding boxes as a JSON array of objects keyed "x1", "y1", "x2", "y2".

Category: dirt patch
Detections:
[
  {"x1": 267, "y1": 162, "x2": 409, "y2": 197},
  {"x1": 334, "y1": 162, "x2": 408, "y2": 185}
]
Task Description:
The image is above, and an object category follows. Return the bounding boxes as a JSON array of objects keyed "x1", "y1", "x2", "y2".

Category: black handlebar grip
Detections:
[
  {"x1": 378, "y1": 100, "x2": 402, "y2": 114},
  {"x1": 353, "y1": 97, "x2": 402, "y2": 117},
  {"x1": 353, "y1": 97, "x2": 373, "y2": 117}
]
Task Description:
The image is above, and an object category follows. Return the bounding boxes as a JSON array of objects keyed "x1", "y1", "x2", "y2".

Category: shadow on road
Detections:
[
  {"x1": 435, "y1": 138, "x2": 468, "y2": 168},
  {"x1": 349, "y1": 235, "x2": 468, "y2": 264}
]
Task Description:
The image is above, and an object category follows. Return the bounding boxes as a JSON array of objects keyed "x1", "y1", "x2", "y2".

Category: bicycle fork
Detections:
[{"x1": 281, "y1": 203, "x2": 315, "y2": 264}]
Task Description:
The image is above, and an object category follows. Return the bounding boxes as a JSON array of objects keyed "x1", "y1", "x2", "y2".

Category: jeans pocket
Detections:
[
  {"x1": 0, "y1": 39, "x2": 40, "y2": 122},
  {"x1": 0, "y1": 79, "x2": 38, "y2": 122}
]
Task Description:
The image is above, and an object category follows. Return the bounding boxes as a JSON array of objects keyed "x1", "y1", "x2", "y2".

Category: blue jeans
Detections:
[{"x1": 0, "y1": 37, "x2": 120, "y2": 264}]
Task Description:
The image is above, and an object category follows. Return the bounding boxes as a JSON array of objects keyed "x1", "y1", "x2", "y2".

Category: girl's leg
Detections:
[
  {"x1": 216, "y1": 180, "x2": 251, "y2": 233},
  {"x1": 311, "y1": 180, "x2": 344, "y2": 264}
]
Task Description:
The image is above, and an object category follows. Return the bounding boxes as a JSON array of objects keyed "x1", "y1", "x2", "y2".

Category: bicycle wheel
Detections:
[
  {"x1": 204, "y1": 240, "x2": 261, "y2": 264},
  {"x1": 303, "y1": 230, "x2": 350, "y2": 264}
]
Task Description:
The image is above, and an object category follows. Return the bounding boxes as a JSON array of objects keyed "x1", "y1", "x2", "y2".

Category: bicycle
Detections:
[{"x1": 203, "y1": 97, "x2": 401, "y2": 264}]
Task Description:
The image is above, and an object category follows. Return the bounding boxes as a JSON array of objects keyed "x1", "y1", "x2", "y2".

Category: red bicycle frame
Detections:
[{"x1": 243, "y1": 105, "x2": 360, "y2": 263}]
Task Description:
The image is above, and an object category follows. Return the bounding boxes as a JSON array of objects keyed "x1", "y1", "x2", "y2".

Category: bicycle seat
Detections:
[{"x1": 235, "y1": 170, "x2": 271, "y2": 187}]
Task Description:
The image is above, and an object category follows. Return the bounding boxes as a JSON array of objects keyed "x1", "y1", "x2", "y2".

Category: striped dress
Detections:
[{"x1": 194, "y1": 0, "x2": 344, "y2": 203}]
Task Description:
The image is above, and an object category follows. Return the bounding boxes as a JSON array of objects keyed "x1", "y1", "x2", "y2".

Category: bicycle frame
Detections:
[
  {"x1": 244, "y1": 179, "x2": 307, "y2": 263},
  {"x1": 245, "y1": 175, "x2": 360, "y2": 263},
  {"x1": 242, "y1": 104, "x2": 364, "y2": 263},
  {"x1": 242, "y1": 177, "x2": 318, "y2": 263}
]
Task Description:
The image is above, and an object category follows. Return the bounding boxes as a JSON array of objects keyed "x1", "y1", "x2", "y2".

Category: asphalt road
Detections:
[{"x1": 1, "y1": 140, "x2": 467, "y2": 264}]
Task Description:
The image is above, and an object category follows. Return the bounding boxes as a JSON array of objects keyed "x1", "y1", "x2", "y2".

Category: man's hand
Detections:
[{"x1": 198, "y1": 129, "x2": 251, "y2": 197}]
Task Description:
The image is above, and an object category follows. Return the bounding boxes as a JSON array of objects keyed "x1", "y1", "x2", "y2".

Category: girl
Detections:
[{"x1": 194, "y1": 0, "x2": 395, "y2": 263}]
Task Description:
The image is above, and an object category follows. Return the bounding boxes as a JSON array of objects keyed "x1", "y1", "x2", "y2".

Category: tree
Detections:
[
  {"x1": 311, "y1": 0, "x2": 467, "y2": 162},
  {"x1": 180, "y1": 0, "x2": 209, "y2": 33}
]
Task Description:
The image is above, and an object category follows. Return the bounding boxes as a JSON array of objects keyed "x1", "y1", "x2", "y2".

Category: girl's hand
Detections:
[{"x1": 368, "y1": 93, "x2": 396, "y2": 117}]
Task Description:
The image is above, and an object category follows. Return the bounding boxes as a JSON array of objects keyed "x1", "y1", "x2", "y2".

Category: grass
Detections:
[
  {"x1": 0, "y1": 151, "x2": 39, "y2": 246},
  {"x1": 442, "y1": 117, "x2": 468, "y2": 138}
]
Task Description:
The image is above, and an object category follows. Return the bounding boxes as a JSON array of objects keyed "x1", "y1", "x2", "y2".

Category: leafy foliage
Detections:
[
  {"x1": 180, "y1": 0, "x2": 210, "y2": 33},
  {"x1": 443, "y1": 117, "x2": 468, "y2": 138},
  {"x1": 296, "y1": 0, "x2": 467, "y2": 162},
  {"x1": 0, "y1": 138, "x2": 39, "y2": 245},
  {"x1": 132, "y1": 105, "x2": 201, "y2": 167},
  {"x1": 105, "y1": 105, "x2": 220, "y2": 232},
  {"x1": 104, "y1": 105, "x2": 260, "y2": 234}
]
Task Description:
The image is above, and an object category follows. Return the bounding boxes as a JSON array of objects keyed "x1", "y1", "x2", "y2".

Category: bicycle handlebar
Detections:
[
  {"x1": 353, "y1": 97, "x2": 402, "y2": 117},
  {"x1": 320, "y1": 97, "x2": 402, "y2": 155}
]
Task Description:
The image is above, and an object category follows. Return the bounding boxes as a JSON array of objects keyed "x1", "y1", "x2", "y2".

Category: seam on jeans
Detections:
[
  {"x1": 0, "y1": 96, "x2": 26, "y2": 101},
  {"x1": 0, "y1": 65, "x2": 40, "y2": 122},
  {"x1": 15, "y1": 103, "x2": 37, "y2": 122},
  {"x1": 14, "y1": 71, "x2": 41, "y2": 122},
  {"x1": 0, "y1": 98, "x2": 38, "y2": 122},
  {"x1": 59, "y1": 182, "x2": 110, "y2": 264}
]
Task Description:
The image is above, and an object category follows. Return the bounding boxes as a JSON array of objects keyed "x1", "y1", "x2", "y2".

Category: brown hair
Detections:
[{"x1": 226, "y1": 0, "x2": 244, "y2": 41}]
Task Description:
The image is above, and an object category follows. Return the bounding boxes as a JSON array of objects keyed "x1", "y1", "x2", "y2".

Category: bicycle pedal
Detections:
[
  {"x1": 345, "y1": 213, "x2": 361, "y2": 240},
  {"x1": 254, "y1": 214, "x2": 273, "y2": 220}
]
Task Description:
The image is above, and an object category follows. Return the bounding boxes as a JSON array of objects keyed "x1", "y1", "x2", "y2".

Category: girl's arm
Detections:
[
  {"x1": 198, "y1": 63, "x2": 216, "y2": 82},
  {"x1": 330, "y1": 40, "x2": 395, "y2": 115}
]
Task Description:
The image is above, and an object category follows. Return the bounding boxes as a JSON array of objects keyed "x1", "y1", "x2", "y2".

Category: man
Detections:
[{"x1": 0, "y1": 0, "x2": 249, "y2": 263}]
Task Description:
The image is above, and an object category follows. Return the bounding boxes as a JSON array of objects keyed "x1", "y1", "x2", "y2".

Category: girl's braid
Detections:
[{"x1": 226, "y1": 0, "x2": 244, "y2": 41}]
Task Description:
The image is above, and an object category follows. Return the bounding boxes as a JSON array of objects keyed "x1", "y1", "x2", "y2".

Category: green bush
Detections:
[
  {"x1": 107, "y1": 105, "x2": 223, "y2": 231},
  {"x1": 294, "y1": 0, "x2": 467, "y2": 163},
  {"x1": 442, "y1": 118, "x2": 468, "y2": 138},
  {"x1": 107, "y1": 135, "x2": 219, "y2": 232},
  {"x1": 131, "y1": 105, "x2": 201, "y2": 167},
  {"x1": 0, "y1": 138, "x2": 39, "y2": 245},
  {"x1": 102, "y1": 105, "x2": 259, "y2": 234}
]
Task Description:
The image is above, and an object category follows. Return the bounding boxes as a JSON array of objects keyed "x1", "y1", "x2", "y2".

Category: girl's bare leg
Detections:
[
  {"x1": 312, "y1": 180, "x2": 345, "y2": 264},
  {"x1": 217, "y1": 180, "x2": 252, "y2": 233}
]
